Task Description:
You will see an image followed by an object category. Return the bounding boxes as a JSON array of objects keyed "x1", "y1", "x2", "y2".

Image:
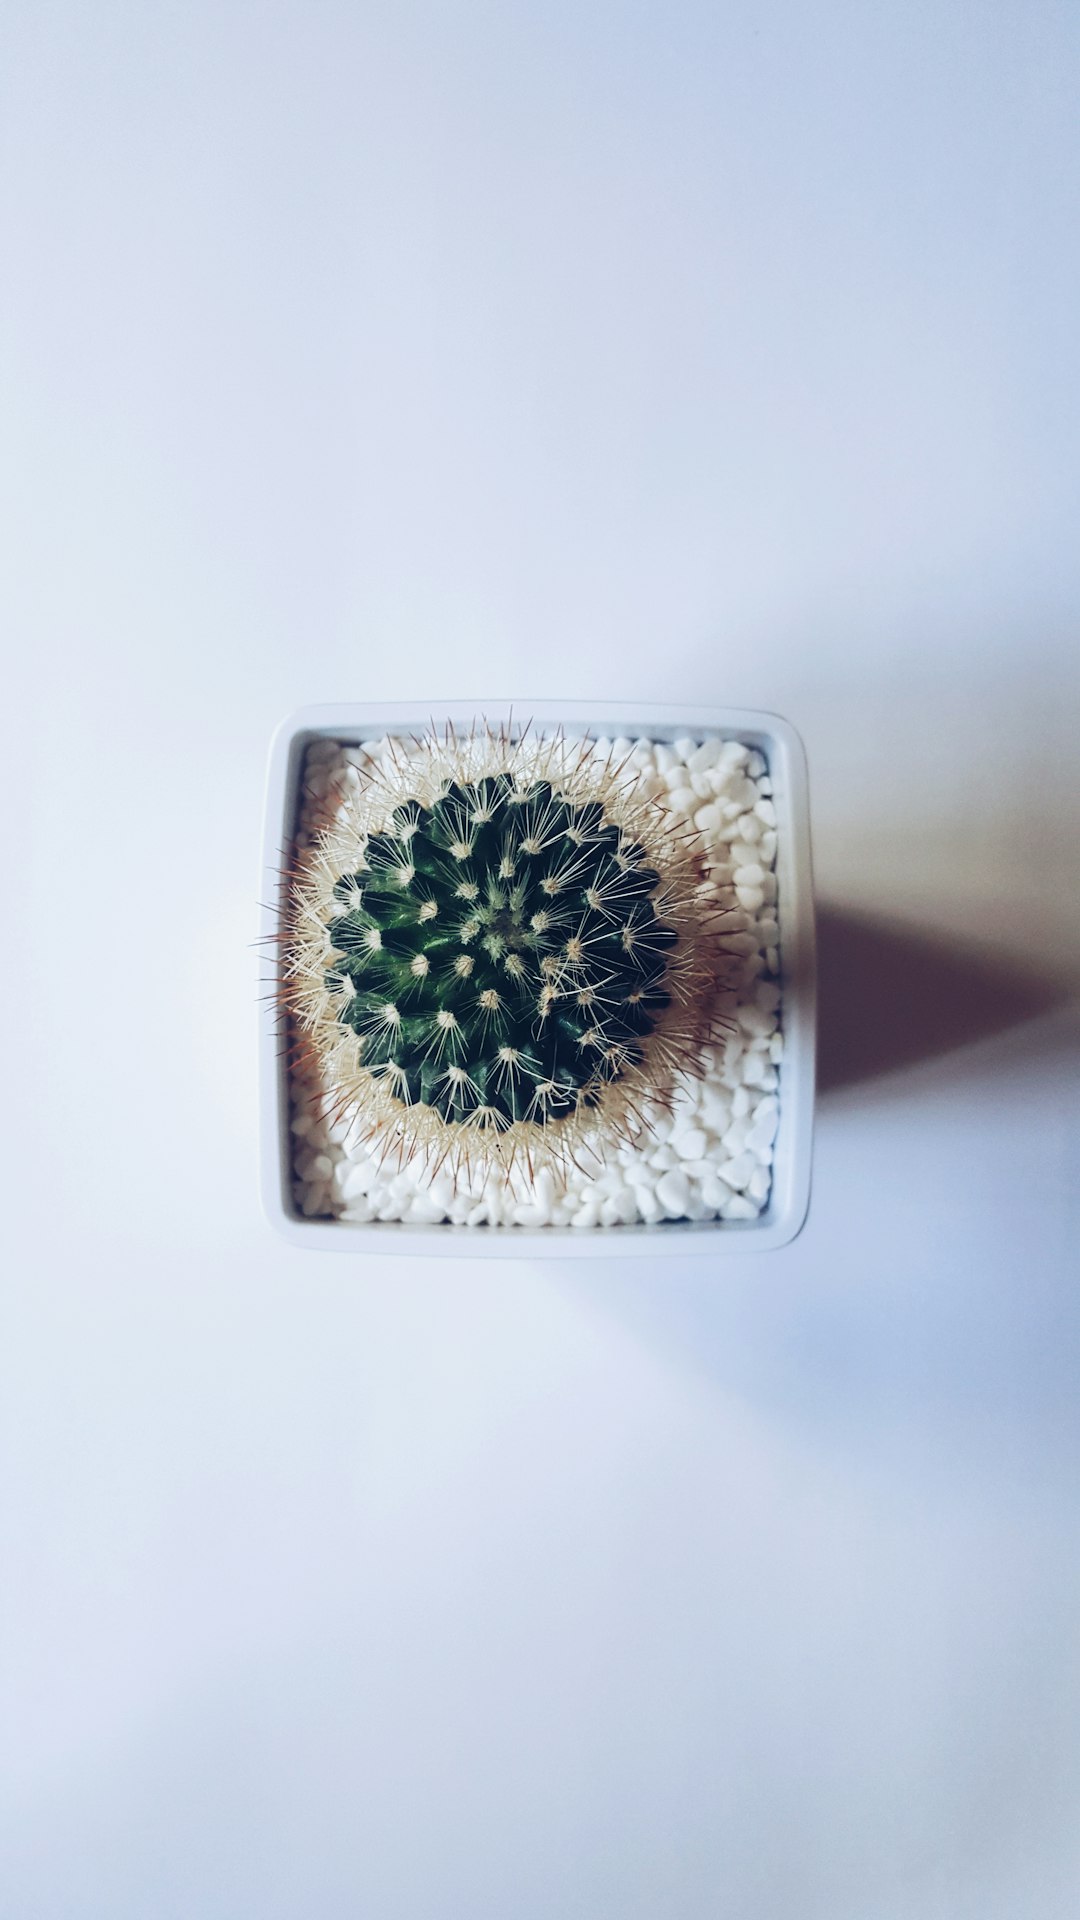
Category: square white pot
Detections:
[{"x1": 259, "y1": 702, "x2": 815, "y2": 1255}]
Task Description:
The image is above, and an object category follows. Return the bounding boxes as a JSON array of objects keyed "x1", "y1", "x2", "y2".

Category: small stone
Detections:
[
  {"x1": 737, "y1": 1004, "x2": 777, "y2": 1038},
  {"x1": 721, "y1": 1195, "x2": 759, "y2": 1221},
  {"x1": 513, "y1": 1201, "x2": 551, "y2": 1227},
  {"x1": 673, "y1": 1127, "x2": 708, "y2": 1161},
  {"x1": 656, "y1": 1168, "x2": 691, "y2": 1217},
  {"x1": 718, "y1": 1150, "x2": 756, "y2": 1191},
  {"x1": 742, "y1": 1058, "x2": 778, "y2": 1091},
  {"x1": 688, "y1": 738, "x2": 721, "y2": 772},
  {"x1": 735, "y1": 885, "x2": 765, "y2": 912},
  {"x1": 610, "y1": 1186, "x2": 639, "y2": 1224},
  {"x1": 338, "y1": 1161, "x2": 374, "y2": 1200},
  {"x1": 632, "y1": 1184, "x2": 663, "y2": 1223},
  {"x1": 341, "y1": 1197, "x2": 376, "y2": 1223},
  {"x1": 718, "y1": 741, "x2": 750, "y2": 771},
  {"x1": 409, "y1": 1191, "x2": 449, "y2": 1223},
  {"x1": 746, "y1": 1109, "x2": 779, "y2": 1154}
]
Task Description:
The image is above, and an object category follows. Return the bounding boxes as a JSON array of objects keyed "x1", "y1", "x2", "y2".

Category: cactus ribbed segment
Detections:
[{"x1": 323, "y1": 773, "x2": 677, "y2": 1127}]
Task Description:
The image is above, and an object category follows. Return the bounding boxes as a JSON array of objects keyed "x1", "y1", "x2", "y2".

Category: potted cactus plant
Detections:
[{"x1": 259, "y1": 702, "x2": 815, "y2": 1253}]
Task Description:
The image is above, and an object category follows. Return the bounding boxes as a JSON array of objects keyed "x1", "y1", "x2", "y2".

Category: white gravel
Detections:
[{"x1": 287, "y1": 732, "x2": 783, "y2": 1230}]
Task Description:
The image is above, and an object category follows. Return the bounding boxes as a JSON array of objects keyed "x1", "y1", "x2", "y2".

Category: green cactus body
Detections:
[{"x1": 322, "y1": 773, "x2": 678, "y2": 1128}]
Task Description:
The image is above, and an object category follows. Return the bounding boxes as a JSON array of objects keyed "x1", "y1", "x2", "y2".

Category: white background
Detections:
[{"x1": 2, "y1": 3, "x2": 1079, "y2": 1915}]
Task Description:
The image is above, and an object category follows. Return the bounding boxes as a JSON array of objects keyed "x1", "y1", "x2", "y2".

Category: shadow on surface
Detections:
[{"x1": 817, "y1": 906, "x2": 1068, "y2": 1093}]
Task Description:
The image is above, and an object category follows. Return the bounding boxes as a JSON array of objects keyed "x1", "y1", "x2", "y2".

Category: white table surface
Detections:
[{"x1": 2, "y1": 4, "x2": 1078, "y2": 1915}]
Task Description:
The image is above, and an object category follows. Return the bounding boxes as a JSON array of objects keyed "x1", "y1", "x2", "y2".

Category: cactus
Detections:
[{"x1": 286, "y1": 726, "x2": 717, "y2": 1174}]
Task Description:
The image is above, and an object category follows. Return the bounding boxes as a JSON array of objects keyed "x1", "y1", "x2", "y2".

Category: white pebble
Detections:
[
  {"x1": 721, "y1": 1195, "x2": 759, "y2": 1221},
  {"x1": 726, "y1": 774, "x2": 759, "y2": 810},
  {"x1": 746, "y1": 1107, "x2": 778, "y2": 1154},
  {"x1": 656, "y1": 1169, "x2": 691, "y2": 1217},
  {"x1": 742, "y1": 1058, "x2": 778, "y2": 1091},
  {"x1": 341, "y1": 1197, "x2": 376, "y2": 1223},
  {"x1": 737, "y1": 1004, "x2": 776, "y2": 1038},
  {"x1": 338, "y1": 1161, "x2": 374, "y2": 1201},
  {"x1": 700, "y1": 1092, "x2": 732, "y2": 1132},
  {"x1": 633, "y1": 1184, "x2": 663, "y2": 1223},
  {"x1": 409, "y1": 1191, "x2": 449, "y2": 1223},
  {"x1": 718, "y1": 1151, "x2": 757, "y2": 1191},
  {"x1": 688, "y1": 738, "x2": 721, "y2": 772},
  {"x1": 673, "y1": 1127, "x2": 708, "y2": 1161},
  {"x1": 735, "y1": 886, "x2": 765, "y2": 913},
  {"x1": 513, "y1": 1200, "x2": 552, "y2": 1227},
  {"x1": 610, "y1": 1186, "x2": 639, "y2": 1224},
  {"x1": 718, "y1": 741, "x2": 750, "y2": 770}
]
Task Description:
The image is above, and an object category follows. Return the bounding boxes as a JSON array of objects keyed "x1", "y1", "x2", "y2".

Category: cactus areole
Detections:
[
  {"x1": 286, "y1": 728, "x2": 715, "y2": 1172},
  {"x1": 326, "y1": 772, "x2": 676, "y2": 1125}
]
